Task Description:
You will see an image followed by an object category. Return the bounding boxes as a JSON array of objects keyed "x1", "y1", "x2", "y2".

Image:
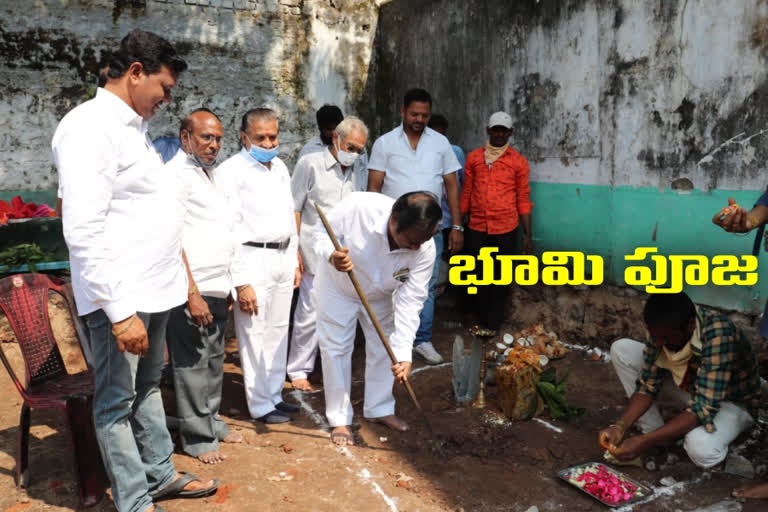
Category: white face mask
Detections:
[{"x1": 335, "y1": 138, "x2": 361, "y2": 167}]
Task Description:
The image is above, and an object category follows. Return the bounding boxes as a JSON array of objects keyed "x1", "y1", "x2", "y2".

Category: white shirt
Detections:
[
  {"x1": 215, "y1": 149, "x2": 298, "y2": 254},
  {"x1": 291, "y1": 148, "x2": 366, "y2": 274},
  {"x1": 313, "y1": 192, "x2": 435, "y2": 362},
  {"x1": 52, "y1": 88, "x2": 187, "y2": 322},
  {"x1": 168, "y1": 151, "x2": 248, "y2": 298},
  {"x1": 367, "y1": 124, "x2": 461, "y2": 200}
]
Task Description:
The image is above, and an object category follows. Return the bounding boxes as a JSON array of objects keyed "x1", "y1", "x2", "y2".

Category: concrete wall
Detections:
[
  {"x1": 0, "y1": 0, "x2": 380, "y2": 203},
  {"x1": 368, "y1": 0, "x2": 768, "y2": 313}
]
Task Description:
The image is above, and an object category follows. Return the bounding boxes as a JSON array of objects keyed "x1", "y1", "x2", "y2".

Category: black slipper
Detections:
[
  {"x1": 149, "y1": 472, "x2": 219, "y2": 501},
  {"x1": 330, "y1": 429, "x2": 355, "y2": 446},
  {"x1": 275, "y1": 401, "x2": 300, "y2": 413},
  {"x1": 254, "y1": 410, "x2": 292, "y2": 424}
]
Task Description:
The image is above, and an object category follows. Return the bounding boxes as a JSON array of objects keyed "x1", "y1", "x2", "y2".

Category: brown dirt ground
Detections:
[{"x1": 0, "y1": 290, "x2": 767, "y2": 512}]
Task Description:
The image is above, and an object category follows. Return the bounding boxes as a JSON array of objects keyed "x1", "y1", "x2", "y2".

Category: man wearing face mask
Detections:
[
  {"x1": 288, "y1": 116, "x2": 369, "y2": 392},
  {"x1": 164, "y1": 108, "x2": 257, "y2": 464},
  {"x1": 297, "y1": 104, "x2": 344, "y2": 159},
  {"x1": 215, "y1": 108, "x2": 301, "y2": 424}
]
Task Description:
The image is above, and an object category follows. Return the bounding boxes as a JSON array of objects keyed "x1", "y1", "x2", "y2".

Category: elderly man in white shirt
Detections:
[
  {"x1": 367, "y1": 88, "x2": 463, "y2": 367},
  {"x1": 165, "y1": 108, "x2": 257, "y2": 465},
  {"x1": 313, "y1": 191, "x2": 440, "y2": 446},
  {"x1": 216, "y1": 108, "x2": 301, "y2": 424},
  {"x1": 288, "y1": 116, "x2": 369, "y2": 392},
  {"x1": 52, "y1": 29, "x2": 217, "y2": 512}
]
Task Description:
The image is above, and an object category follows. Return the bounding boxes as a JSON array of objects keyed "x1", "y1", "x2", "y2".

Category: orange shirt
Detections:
[{"x1": 460, "y1": 146, "x2": 533, "y2": 234}]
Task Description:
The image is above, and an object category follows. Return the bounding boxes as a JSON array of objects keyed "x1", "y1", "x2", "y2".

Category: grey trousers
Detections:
[{"x1": 166, "y1": 295, "x2": 230, "y2": 457}]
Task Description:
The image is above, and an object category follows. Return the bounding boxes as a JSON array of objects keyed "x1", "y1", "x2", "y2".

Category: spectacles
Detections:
[{"x1": 339, "y1": 139, "x2": 365, "y2": 155}]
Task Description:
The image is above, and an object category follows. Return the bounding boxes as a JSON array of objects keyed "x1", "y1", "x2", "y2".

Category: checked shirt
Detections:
[{"x1": 635, "y1": 307, "x2": 760, "y2": 432}]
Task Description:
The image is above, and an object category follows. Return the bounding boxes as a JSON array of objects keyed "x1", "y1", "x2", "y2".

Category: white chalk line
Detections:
[
  {"x1": 410, "y1": 361, "x2": 452, "y2": 376},
  {"x1": 290, "y1": 389, "x2": 329, "y2": 431},
  {"x1": 533, "y1": 418, "x2": 563, "y2": 433},
  {"x1": 289, "y1": 389, "x2": 399, "y2": 511},
  {"x1": 614, "y1": 471, "x2": 710, "y2": 512}
]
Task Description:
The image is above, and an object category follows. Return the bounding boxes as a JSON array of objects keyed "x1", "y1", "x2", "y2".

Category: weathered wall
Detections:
[
  {"x1": 0, "y1": 0, "x2": 379, "y2": 200},
  {"x1": 369, "y1": 0, "x2": 768, "y2": 313}
]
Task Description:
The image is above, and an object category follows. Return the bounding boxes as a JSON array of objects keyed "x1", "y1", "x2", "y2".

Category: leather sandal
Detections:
[{"x1": 149, "y1": 472, "x2": 219, "y2": 501}]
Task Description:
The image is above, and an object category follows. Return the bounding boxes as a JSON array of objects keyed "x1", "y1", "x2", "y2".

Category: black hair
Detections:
[
  {"x1": 403, "y1": 88, "x2": 432, "y2": 109},
  {"x1": 316, "y1": 104, "x2": 344, "y2": 130},
  {"x1": 107, "y1": 29, "x2": 187, "y2": 79},
  {"x1": 97, "y1": 66, "x2": 109, "y2": 88},
  {"x1": 240, "y1": 108, "x2": 277, "y2": 132},
  {"x1": 180, "y1": 108, "x2": 221, "y2": 134},
  {"x1": 391, "y1": 191, "x2": 442, "y2": 234},
  {"x1": 428, "y1": 114, "x2": 448, "y2": 131},
  {"x1": 643, "y1": 292, "x2": 696, "y2": 330}
]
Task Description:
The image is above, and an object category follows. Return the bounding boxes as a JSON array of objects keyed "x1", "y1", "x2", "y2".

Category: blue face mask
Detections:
[{"x1": 246, "y1": 135, "x2": 279, "y2": 163}]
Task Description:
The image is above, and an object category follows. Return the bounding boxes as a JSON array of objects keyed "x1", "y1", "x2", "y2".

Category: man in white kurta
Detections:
[
  {"x1": 312, "y1": 191, "x2": 439, "y2": 445},
  {"x1": 216, "y1": 108, "x2": 301, "y2": 424},
  {"x1": 165, "y1": 109, "x2": 256, "y2": 464},
  {"x1": 288, "y1": 116, "x2": 369, "y2": 391}
]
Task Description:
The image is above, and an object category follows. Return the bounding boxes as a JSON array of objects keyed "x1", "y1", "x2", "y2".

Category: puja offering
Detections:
[
  {"x1": 558, "y1": 462, "x2": 651, "y2": 507},
  {"x1": 508, "y1": 323, "x2": 569, "y2": 359}
]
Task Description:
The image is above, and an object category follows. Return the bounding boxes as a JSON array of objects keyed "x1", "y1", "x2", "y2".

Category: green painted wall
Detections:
[
  {"x1": 0, "y1": 189, "x2": 58, "y2": 207},
  {"x1": 530, "y1": 183, "x2": 767, "y2": 313}
]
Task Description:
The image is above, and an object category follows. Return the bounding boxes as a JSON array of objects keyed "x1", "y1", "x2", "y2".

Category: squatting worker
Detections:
[
  {"x1": 288, "y1": 116, "x2": 369, "y2": 392},
  {"x1": 600, "y1": 292, "x2": 759, "y2": 470},
  {"x1": 165, "y1": 108, "x2": 256, "y2": 465},
  {"x1": 216, "y1": 108, "x2": 301, "y2": 424},
  {"x1": 313, "y1": 191, "x2": 439, "y2": 445},
  {"x1": 52, "y1": 29, "x2": 218, "y2": 512}
]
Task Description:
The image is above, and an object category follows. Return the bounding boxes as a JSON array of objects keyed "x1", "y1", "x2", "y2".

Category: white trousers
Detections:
[
  {"x1": 235, "y1": 246, "x2": 295, "y2": 419},
  {"x1": 317, "y1": 284, "x2": 396, "y2": 427},
  {"x1": 287, "y1": 272, "x2": 317, "y2": 381},
  {"x1": 610, "y1": 338, "x2": 754, "y2": 468}
]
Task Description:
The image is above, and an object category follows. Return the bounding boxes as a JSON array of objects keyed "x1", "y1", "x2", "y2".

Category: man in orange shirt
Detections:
[{"x1": 460, "y1": 111, "x2": 534, "y2": 334}]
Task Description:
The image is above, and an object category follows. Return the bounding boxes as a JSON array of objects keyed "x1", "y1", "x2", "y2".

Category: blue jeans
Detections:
[
  {"x1": 414, "y1": 230, "x2": 444, "y2": 346},
  {"x1": 85, "y1": 310, "x2": 176, "y2": 512}
]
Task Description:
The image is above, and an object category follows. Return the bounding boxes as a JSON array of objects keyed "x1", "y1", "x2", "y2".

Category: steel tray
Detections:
[{"x1": 557, "y1": 462, "x2": 653, "y2": 508}]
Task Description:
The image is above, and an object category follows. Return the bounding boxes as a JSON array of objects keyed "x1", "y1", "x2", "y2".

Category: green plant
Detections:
[
  {"x1": 0, "y1": 243, "x2": 56, "y2": 273},
  {"x1": 536, "y1": 367, "x2": 585, "y2": 420}
]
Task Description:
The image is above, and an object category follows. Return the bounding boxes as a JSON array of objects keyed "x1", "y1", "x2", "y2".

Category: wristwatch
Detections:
[{"x1": 451, "y1": 224, "x2": 464, "y2": 232}]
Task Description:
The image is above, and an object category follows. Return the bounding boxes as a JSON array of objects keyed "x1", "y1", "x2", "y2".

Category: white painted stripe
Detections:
[
  {"x1": 410, "y1": 362, "x2": 452, "y2": 376},
  {"x1": 290, "y1": 389, "x2": 329, "y2": 431},
  {"x1": 614, "y1": 472, "x2": 709, "y2": 512},
  {"x1": 290, "y1": 389, "x2": 399, "y2": 511},
  {"x1": 359, "y1": 468, "x2": 399, "y2": 512},
  {"x1": 534, "y1": 417, "x2": 563, "y2": 433}
]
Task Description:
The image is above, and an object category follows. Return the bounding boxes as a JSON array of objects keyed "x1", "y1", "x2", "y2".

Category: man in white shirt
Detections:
[
  {"x1": 367, "y1": 88, "x2": 463, "y2": 366},
  {"x1": 165, "y1": 108, "x2": 257, "y2": 465},
  {"x1": 297, "y1": 104, "x2": 343, "y2": 160},
  {"x1": 313, "y1": 191, "x2": 439, "y2": 445},
  {"x1": 288, "y1": 116, "x2": 369, "y2": 392},
  {"x1": 52, "y1": 30, "x2": 217, "y2": 512},
  {"x1": 216, "y1": 108, "x2": 301, "y2": 424}
]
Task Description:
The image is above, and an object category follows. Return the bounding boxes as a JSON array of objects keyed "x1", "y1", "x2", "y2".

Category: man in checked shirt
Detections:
[{"x1": 598, "y1": 292, "x2": 760, "y2": 469}]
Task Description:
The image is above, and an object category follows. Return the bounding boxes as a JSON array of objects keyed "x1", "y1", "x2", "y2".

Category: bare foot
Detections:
[
  {"x1": 732, "y1": 481, "x2": 768, "y2": 499},
  {"x1": 367, "y1": 415, "x2": 409, "y2": 432},
  {"x1": 330, "y1": 426, "x2": 354, "y2": 446},
  {"x1": 292, "y1": 378, "x2": 316, "y2": 391},
  {"x1": 222, "y1": 431, "x2": 244, "y2": 444},
  {"x1": 171, "y1": 472, "x2": 216, "y2": 492},
  {"x1": 197, "y1": 451, "x2": 227, "y2": 465}
]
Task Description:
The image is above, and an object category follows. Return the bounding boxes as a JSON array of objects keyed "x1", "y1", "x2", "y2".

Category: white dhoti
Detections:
[
  {"x1": 317, "y1": 277, "x2": 397, "y2": 427},
  {"x1": 287, "y1": 272, "x2": 318, "y2": 381},
  {"x1": 235, "y1": 246, "x2": 295, "y2": 418},
  {"x1": 610, "y1": 338, "x2": 754, "y2": 468}
]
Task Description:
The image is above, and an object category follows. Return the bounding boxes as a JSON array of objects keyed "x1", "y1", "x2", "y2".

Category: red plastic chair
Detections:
[{"x1": 0, "y1": 273, "x2": 108, "y2": 507}]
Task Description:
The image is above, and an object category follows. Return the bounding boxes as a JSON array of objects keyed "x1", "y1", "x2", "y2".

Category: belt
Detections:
[{"x1": 243, "y1": 239, "x2": 290, "y2": 250}]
